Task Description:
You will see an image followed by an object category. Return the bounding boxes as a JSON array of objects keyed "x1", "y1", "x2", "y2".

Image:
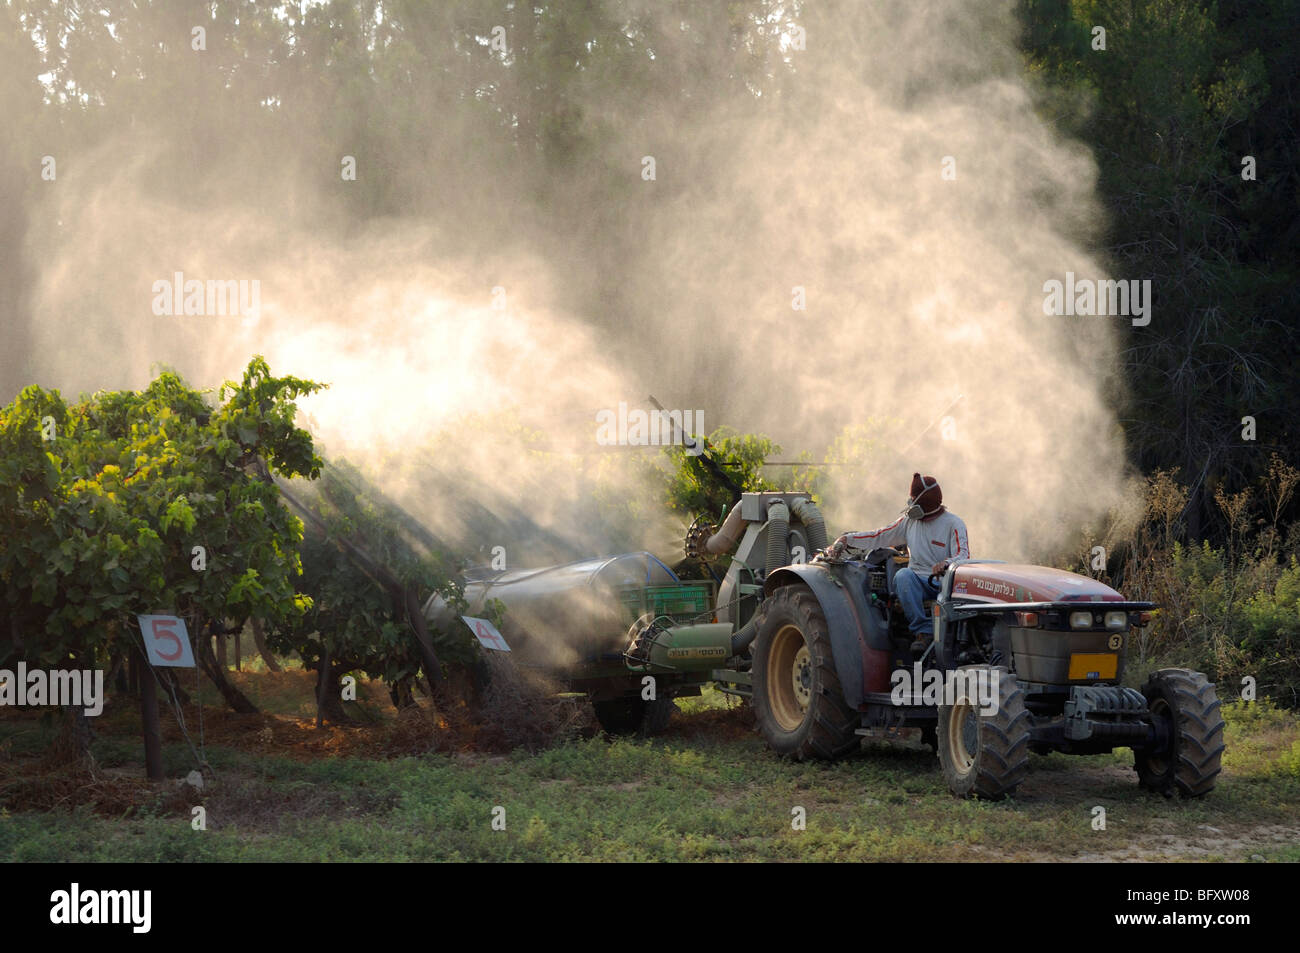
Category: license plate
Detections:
[{"x1": 1068, "y1": 653, "x2": 1118, "y2": 680}]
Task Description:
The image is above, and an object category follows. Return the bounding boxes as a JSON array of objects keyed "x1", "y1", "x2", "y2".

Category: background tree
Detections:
[{"x1": 1019, "y1": 0, "x2": 1300, "y2": 538}]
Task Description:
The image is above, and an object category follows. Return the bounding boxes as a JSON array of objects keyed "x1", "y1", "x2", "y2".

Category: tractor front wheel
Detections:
[
  {"x1": 752, "y1": 584, "x2": 859, "y2": 761},
  {"x1": 937, "y1": 665, "x2": 1030, "y2": 800},
  {"x1": 1135, "y1": 669, "x2": 1225, "y2": 798}
]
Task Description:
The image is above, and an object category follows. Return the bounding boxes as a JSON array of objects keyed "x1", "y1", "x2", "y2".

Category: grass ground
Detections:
[{"x1": 1, "y1": 671, "x2": 1297, "y2": 862}]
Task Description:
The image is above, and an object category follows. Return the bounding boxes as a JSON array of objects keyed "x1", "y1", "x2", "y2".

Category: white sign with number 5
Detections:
[
  {"x1": 462, "y1": 616, "x2": 510, "y2": 652},
  {"x1": 138, "y1": 614, "x2": 196, "y2": 667}
]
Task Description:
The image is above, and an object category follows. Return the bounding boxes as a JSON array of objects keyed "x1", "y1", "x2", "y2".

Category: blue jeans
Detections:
[{"x1": 893, "y1": 567, "x2": 940, "y2": 638}]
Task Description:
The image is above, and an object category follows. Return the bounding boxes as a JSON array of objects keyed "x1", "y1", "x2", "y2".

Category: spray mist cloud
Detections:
[{"x1": 16, "y1": 0, "x2": 1130, "y2": 566}]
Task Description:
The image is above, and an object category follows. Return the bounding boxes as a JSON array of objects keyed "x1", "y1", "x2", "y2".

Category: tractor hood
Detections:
[{"x1": 949, "y1": 563, "x2": 1125, "y2": 604}]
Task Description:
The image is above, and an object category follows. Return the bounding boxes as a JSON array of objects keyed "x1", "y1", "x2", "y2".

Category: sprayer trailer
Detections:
[{"x1": 425, "y1": 552, "x2": 719, "y2": 735}]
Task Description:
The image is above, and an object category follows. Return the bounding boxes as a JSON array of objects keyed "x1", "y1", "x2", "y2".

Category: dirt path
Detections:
[{"x1": 970, "y1": 822, "x2": 1299, "y2": 862}]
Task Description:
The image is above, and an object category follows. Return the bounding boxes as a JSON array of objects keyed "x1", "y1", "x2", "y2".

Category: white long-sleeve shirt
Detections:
[{"x1": 843, "y1": 510, "x2": 970, "y2": 572}]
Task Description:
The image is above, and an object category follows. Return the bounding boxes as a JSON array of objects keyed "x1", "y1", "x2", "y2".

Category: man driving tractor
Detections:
[{"x1": 826, "y1": 473, "x2": 970, "y2": 654}]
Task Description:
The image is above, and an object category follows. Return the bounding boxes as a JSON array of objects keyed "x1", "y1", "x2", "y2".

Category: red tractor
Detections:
[{"x1": 699, "y1": 493, "x2": 1226, "y2": 800}]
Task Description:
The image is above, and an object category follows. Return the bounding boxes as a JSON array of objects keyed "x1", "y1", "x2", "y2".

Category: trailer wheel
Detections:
[
  {"x1": 752, "y1": 584, "x2": 859, "y2": 760},
  {"x1": 1135, "y1": 669, "x2": 1225, "y2": 798},
  {"x1": 593, "y1": 696, "x2": 676, "y2": 737},
  {"x1": 640, "y1": 696, "x2": 676, "y2": 735},
  {"x1": 937, "y1": 665, "x2": 1030, "y2": 800}
]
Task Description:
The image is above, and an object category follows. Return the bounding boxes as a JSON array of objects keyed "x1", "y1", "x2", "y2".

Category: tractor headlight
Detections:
[
  {"x1": 1069, "y1": 611, "x2": 1094, "y2": 629},
  {"x1": 1104, "y1": 611, "x2": 1127, "y2": 630}
]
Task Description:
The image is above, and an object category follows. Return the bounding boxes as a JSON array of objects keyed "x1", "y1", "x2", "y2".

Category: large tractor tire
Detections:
[
  {"x1": 1135, "y1": 668, "x2": 1225, "y2": 798},
  {"x1": 937, "y1": 665, "x2": 1030, "y2": 800},
  {"x1": 593, "y1": 696, "x2": 676, "y2": 737},
  {"x1": 752, "y1": 584, "x2": 859, "y2": 761}
]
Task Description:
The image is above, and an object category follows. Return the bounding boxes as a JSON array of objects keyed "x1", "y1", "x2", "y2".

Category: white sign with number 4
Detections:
[
  {"x1": 462, "y1": 616, "x2": 510, "y2": 652},
  {"x1": 138, "y1": 614, "x2": 196, "y2": 667}
]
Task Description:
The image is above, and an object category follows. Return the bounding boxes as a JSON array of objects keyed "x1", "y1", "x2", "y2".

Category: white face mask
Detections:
[
  {"x1": 903, "y1": 476, "x2": 941, "y2": 520},
  {"x1": 902, "y1": 493, "x2": 941, "y2": 520}
]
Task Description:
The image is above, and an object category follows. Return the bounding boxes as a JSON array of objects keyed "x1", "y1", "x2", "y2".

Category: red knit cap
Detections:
[{"x1": 909, "y1": 473, "x2": 943, "y2": 516}]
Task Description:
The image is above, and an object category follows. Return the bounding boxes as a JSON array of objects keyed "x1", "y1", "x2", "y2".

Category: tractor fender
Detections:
[{"x1": 764, "y1": 564, "x2": 888, "y2": 708}]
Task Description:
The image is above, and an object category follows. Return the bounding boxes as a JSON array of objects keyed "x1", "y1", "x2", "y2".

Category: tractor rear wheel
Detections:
[
  {"x1": 1135, "y1": 669, "x2": 1225, "y2": 798},
  {"x1": 752, "y1": 584, "x2": 859, "y2": 760},
  {"x1": 937, "y1": 665, "x2": 1030, "y2": 800}
]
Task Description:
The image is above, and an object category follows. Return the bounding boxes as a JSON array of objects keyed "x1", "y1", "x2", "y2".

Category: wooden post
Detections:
[
  {"x1": 233, "y1": 625, "x2": 241, "y2": 671},
  {"x1": 134, "y1": 649, "x2": 164, "y2": 781}
]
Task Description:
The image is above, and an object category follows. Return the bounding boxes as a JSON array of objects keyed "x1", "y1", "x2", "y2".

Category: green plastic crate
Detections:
[{"x1": 618, "y1": 583, "x2": 713, "y2": 624}]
